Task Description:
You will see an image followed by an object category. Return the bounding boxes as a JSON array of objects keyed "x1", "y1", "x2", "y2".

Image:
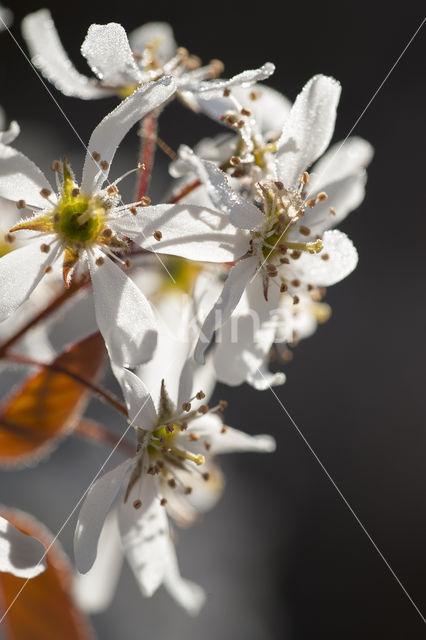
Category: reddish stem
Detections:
[
  {"x1": 167, "y1": 179, "x2": 201, "y2": 204},
  {"x1": 76, "y1": 418, "x2": 135, "y2": 456},
  {"x1": 3, "y1": 351, "x2": 128, "y2": 417},
  {"x1": 136, "y1": 114, "x2": 158, "y2": 201}
]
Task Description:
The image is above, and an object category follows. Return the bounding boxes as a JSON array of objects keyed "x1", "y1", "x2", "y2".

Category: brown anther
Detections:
[
  {"x1": 219, "y1": 400, "x2": 228, "y2": 410},
  {"x1": 140, "y1": 196, "x2": 151, "y2": 206},
  {"x1": 278, "y1": 244, "x2": 287, "y2": 254},
  {"x1": 196, "y1": 391, "x2": 206, "y2": 400},
  {"x1": 209, "y1": 58, "x2": 224, "y2": 76},
  {"x1": 321, "y1": 253, "x2": 330, "y2": 261},
  {"x1": 280, "y1": 283, "x2": 288, "y2": 293},
  {"x1": 136, "y1": 443, "x2": 142, "y2": 453},
  {"x1": 317, "y1": 191, "x2": 328, "y2": 202},
  {"x1": 266, "y1": 265, "x2": 278, "y2": 277},
  {"x1": 306, "y1": 198, "x2": 316, "y2": 208},
  {"x1": 293, "y1": 295, "x2": 300, "y2": 305},
  {"x1": 299, "y1": 225, "x2": 311, "y2": 236},
  {"x1": 100, "y1": 160, "x2": 109, "y2": 171},
  {"x1": 221, "y1": 425, "x2": 228, "y2": 434},
  {"x1": 165, "y1": 424, "x2": 174, "y2": 434},
  {"x1": 95, "y1": 256, "x2": 105, "y2": 266},
  {"x1": 198, "y1": 405, "x2": 209, "y2": 414},
  {"x1": 274, "y1": 181, "x2": 284, "y2": 191},
  {"x1": 180, "y1": 421, "x2": 188, "y2": 431},
  {"x1": 160, "y1": 498, "x2": 167, "y2": 506},
  {"x1": 147, "y1": 464, "x2": 158, "y2": 475},
  {"x1": 301, "y1": 171, "x2": 310, "y2": 185},
  {"x1": 186, "y1": 54, "x2": 202, "y2": 70},
  {"x1": 182, "y1": 401, "x2": 191, "y2": 412},
  {"x1": 223, "y1": 87, "x2": 231, "y2": 97},
  {"x1": 241, "y1": 107, "x2": 251, "y2": 116},
  {"x1": 230, "y1": 155, "x2": 241, "y2": 167},
  {"x1": 307, "y1": 284, "x2": 314, "y2": 291},
  {"x1": 16, "y1": 199, "x2": 26, "y2": 209},
  {"x1": 280, "y1": 257, "x2": 290, "y2": 264},
  {"x1": 43, "y1": 265, "x2": 52, "y2": 274},
  {"x1": 291, "y1": 250, "x2": 301, "y2": 260},
  {"x1": 40, "y1": 188, "x2": 52, "y2": 199},
  {"x1": 71, "y1": 188, "x2": 80, "y2": 198},
  {"x1": 237, "y1": 120, "x2": 245, "y2": 128},
  {"x1": 291, "y1": 279, "x2": 301, "y2": 287},
  {"x1": 161, "y1": 446, "x2": 172, "y2": 454},
  {"x1": 225, "y1": 114, "x2": 237, "y2": 126},
  {"x1": 153, "y1": 230, "x2": 162, "y2": 241},
  {"x1": 130, "y1": 206, "x2": 137, "y2": 215},
  {"x1": 53, "y1": 213, "x2": 60, "y2": 223},
  {"x1": 249, "y1": 90, "x2": 260, "y2": 100},
  {"x1": 168, "y1": 479, "x2": 176, "y2": 489},
  {"x1": 124, "y1": 258, "x2": 132, "y2": 269},
  {"x1": 176, "y1": 46, "x2": 188, "y2": 58},
  {"x1": 51, "y1": 160, "x2": 61, "y2": 172},
  {"x1": 133, "y1": 499, "x2": 142, "y2": 509},
  {"x1": 202, "y1": 472, "x2": 210, "y2": 481},
  {"x1": 40, "y1": 243, "x2": 50, "y2": 253},
  {"x1": 189, "y1": 433, "x2": 200, "y2": 441},
  {"x1": 329, "y1": 207, "x2": 336, "y2": 216},
  {"x1": 91, "y1": 151, "x2": 101, "y2": 162},
  {"x1": 107, "y1": 185, "x2": 119, "y2": 196},
  {"x1": 184, "y1": 487, "x2": 193, "y2": 495},
  {"x1": 4, "y1": 233, "x2": 15, "y2": 243},
  {"x1": 204, "y1": 442, "x2": 211, "y2": 451},
  {"x1": 102, "y1": 228, "x2": 112, "y2": 238}
]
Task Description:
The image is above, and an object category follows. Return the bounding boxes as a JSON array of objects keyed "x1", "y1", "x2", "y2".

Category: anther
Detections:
[
  {"x1": 107, "y1": 185, "x2": 119, "y2": 196},
  {"x1": 133, "y1": 499, "x2": 142, "y2": 509},
  {"x1": 280, "y1": 283, "x2": 288, "y2": 293},
  {"x1": 100, "y1": 160, "x2": 109, "y2": 171},
  {"x1": 130, "y1": 206, "x2": 137, "y2": 215},
  {"x1": 140, "y1": 196, "x2": 151, "y2": 206},
  {"x1": 293, "y1": 295, "x2": 300, "y2": 305},
  {"x1": 153, "y1": 230, "x2": 162, "y2": 241},
  {"x1": 241, "y1": 107, "x2": 251, "y2": 116},
  {"x1": 221, "y1": 425, "x2": 228, "y2": 434},
  {"x1": 219, "y1": 400, "x2": 228, "y2": 410},
  {"x1": 40, "y1": 243, "x2": 50, "y2": 253},
  {"x1": 16, "y1": 200, "x2": 26, "y2": 209},
  {"x1": 230, "y1": 156, "x2": 240, "y2": 166},
  {"x1": 209, "y1": 58, "x2": 224, "y2": 76},
  {"x1": 71, "y1": 188, "x2": 80, "y2": 198},
  {"x1": 4, "y1": 233, "x2": 15, "y2": 243},
  {"x1": 321, "y1": 253, "x2": 330, "y2": 261},
  {"x1": 202, "y1": 472, "x2": 210, "y2": 481},
  {"x1": 306, "y1": 198, "x2": 316, "y2": 208},
  {"x1": 51, "y1": 160, "x2": 61, "y2": 172},
  {"x1": 280, "y1": 257, "x2": 290, "y2": 264},
  {"x1": 249, "y1": 90, "x2": 260, "y2": 100},
  {"x1": 237, "y1": 120, "x2": 245, "y2": 128},
  {"x1": 184, "y1": 487, "x2": 193, "y2": 495},
  {"x1": 180, "y1": 421, "x2": 188, "y2": 431},
  {"x1": 278, "y1": 245, "x2": 287, "y2": 254},
  {"x1": 224, "y1": 114, "x2": 237, "y2": 126},
  {"x1": 91, "y1": 151, "x2": 101, "y2": 162},
  {"x1": 95, "y1": 256, "x2": 105, "y2": 266},
  {"x1": 198, "y1": 405, "x2": 209, "y2": 414},
  {"x1": 204, "y1": 442, "x2": 211, "y2": 451},
  {"x1": 53, "y1": 213, "x2": 60, "y2": 223},
  {"x1": 182, "y1": 402, "x2": 191, "y2": 412},
  {"x1": 317, "y1": 192, "x2": 328, "y2": 202},
  {"x1": 160, "y1": 498, "x2": 167, "y2": 506},
  {"x1": 301, "y1": 171, "x2": 310, "y2": 185},
  {"x1": 274, "y1": 181, "x2": 284, "y2": 191},
  {"x1": 102, "y1": 228, "x2": 112, "y2": 238},
  {"x1": 291, "y1": 250, "x2": 301, "y2": 259},
  {"x1": 165, "y1": 424, "x2": 174, "y2": 434},
  {"x1": 43, "y1": 265, "x2": 52, "y2": 274},
  {"x1": 189, "y1": 433, "x2": 199, "y2": 441},
  {"x1": 223, "y1": 88, "x2": 231, "y2": 97},
  {"x1": 291, "y1": 279, "x2": 300, "y2": 287},
  {"x1": 196, "y1": 391, "x2": 205, "y2": 400},
  {"x1": 40, "y1": 188, "x2": 52, "y2": 199},
  {"x1": 329, "y1": 207, "x2": 336, "y2": 215},
  {"x1": 266, "y1": 265, "x2": 278, "y2": 277},
  {"x1": 168, "y1": 479, "x2": 176, "y2": 489},
  {"x1": 299, "y1": 225, "x2": 311, "y2": 236},
  {"x1": 124, "y1": 258, "x2": 132, "y2": 269}
]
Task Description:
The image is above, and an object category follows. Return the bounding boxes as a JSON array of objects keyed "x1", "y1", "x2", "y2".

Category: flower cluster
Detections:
[{"x1": 0, "y1": 9, "x2": 372, "y2": 624}]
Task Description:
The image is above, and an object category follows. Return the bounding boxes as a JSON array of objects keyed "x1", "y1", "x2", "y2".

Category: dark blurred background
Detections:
[{"x1": 0, "y1": 1, "x2": 426, "y2": 639}]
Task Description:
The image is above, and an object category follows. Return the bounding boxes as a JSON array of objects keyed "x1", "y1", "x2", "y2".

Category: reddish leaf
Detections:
[
  {"x1": 0, "y1": 508, "x2": 95, "y2": 640},
  {"x1": 0, "y1": 333, "x2": 106, "y2": 467}
]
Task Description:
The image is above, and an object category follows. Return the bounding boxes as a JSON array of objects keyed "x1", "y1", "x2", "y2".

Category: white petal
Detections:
[
  {"x1": 81, "y1": 23, "x2": 141, "y2": 86},
  {"x1": 73, "y1": 511, "x2": 123, "y2": 614},
  {"x1": 0, "y1": 515, "x2": 46, "y2": 578},
  {"x1": 0, "y1": 120, "x2": 20, "y2": 145},
  {"x1": 81, "y1": 76, "x2": 176, "y2": 194},
  {"x1": 309, "y1": 136, "x2": 374, "y2": 193},
  {"x1": 294, "y1": 229, "x2": 358, "y2": 286},
  {"x1": 116, "y1": 203, "x2": 249, "y2": 262},
  {"x1": 0, "y1": 239, "x2": 58, "y2": 322},
  {"x1": 74, "y1": 458, "x2": 133, "y2": 574},
  {"x1": 177, "y1": 145, "x2": 263, "y2": 230},
  {"x1": 119, "y1": 476, "x2": 169, "y2": 597},
  {"x1": 88, "y1": 251, "x2": 158, "y2": 368},
  {"x1": 0, "y1": 6, "x2": 12, "y2": 29},
  {"x1": 188, "y1": 413, "x2": 276, "y2": 454},
  {"x1": 0, "y1": 143, "x2": 54, "y2": 209},
  {"x1": 276, "y1": 75, "x2": 341, "y2": 188},
  {"x1": 22, "y1": 10, "x2": 107, "y2": 99},
  {"x1": 196, "y1": 62, "x2": 275, "y2": 94},
  {"x1": 246, "y1": 365, "x2": 286, "y2": 390},
  {"x1": 194, "y1": 256, "x2": 257, "y2": 364},
  {"x1": 163, "y1": 539, "x2": 206, "y2": 615},
  {"x1": 113, "y1": 367, "x2": 157, "y2": 430},
  {"x1": 128, "y1": 22, "x2": 176, "y2": 63}
]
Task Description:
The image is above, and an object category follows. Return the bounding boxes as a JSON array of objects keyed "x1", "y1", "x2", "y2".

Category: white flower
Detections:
[
  {"x1": 0, "y1": 5, "x2": 12, "y2": 31},
  {"x1": 174, "y1": 75, "x2": 372, "y2": 366},
  {"x1": 0, "y1": 514, "x2": 46, "y2": 578},
  {"x1": 74, "y1": 295, "x2": 275, "y2": 612},
  {"x1": 22, "y1": 11, "x2": 274, "y2": 106}
]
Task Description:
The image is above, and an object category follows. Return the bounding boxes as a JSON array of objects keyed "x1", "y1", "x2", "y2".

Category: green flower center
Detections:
[{"x1": 54, "y1": 197, "x2": 105, "y2": 245}]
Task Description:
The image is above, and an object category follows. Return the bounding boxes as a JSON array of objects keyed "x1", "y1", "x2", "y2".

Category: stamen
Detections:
[
  {"x1": 16, "y1": 200, "x2": 26, "y2": 209},
  {"x1": 91, "y1": 151, "x2": 101, "y2": 162},
  {"x1": 51, "y1": 160, "x2": 61, "y2": 172},
  {"x1": 153, "y1": 230, "x2": 162, "y2": 241},
  {"x1": 133, "y1": 499, "x2": 142, "y2": 509}
]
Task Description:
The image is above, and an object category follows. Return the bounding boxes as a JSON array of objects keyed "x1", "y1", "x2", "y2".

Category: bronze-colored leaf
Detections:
[
  {"x1": 0, "y1": 507, "x2": 95, "y2": 640},
  {"x1": 0, "y1": 333, "x2": 106, "y2": 467}
]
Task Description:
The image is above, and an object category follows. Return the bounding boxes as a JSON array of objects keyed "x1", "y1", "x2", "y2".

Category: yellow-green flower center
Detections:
[{"x1": 53, "y1": 197, "x2": 105, "y2": 245}]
